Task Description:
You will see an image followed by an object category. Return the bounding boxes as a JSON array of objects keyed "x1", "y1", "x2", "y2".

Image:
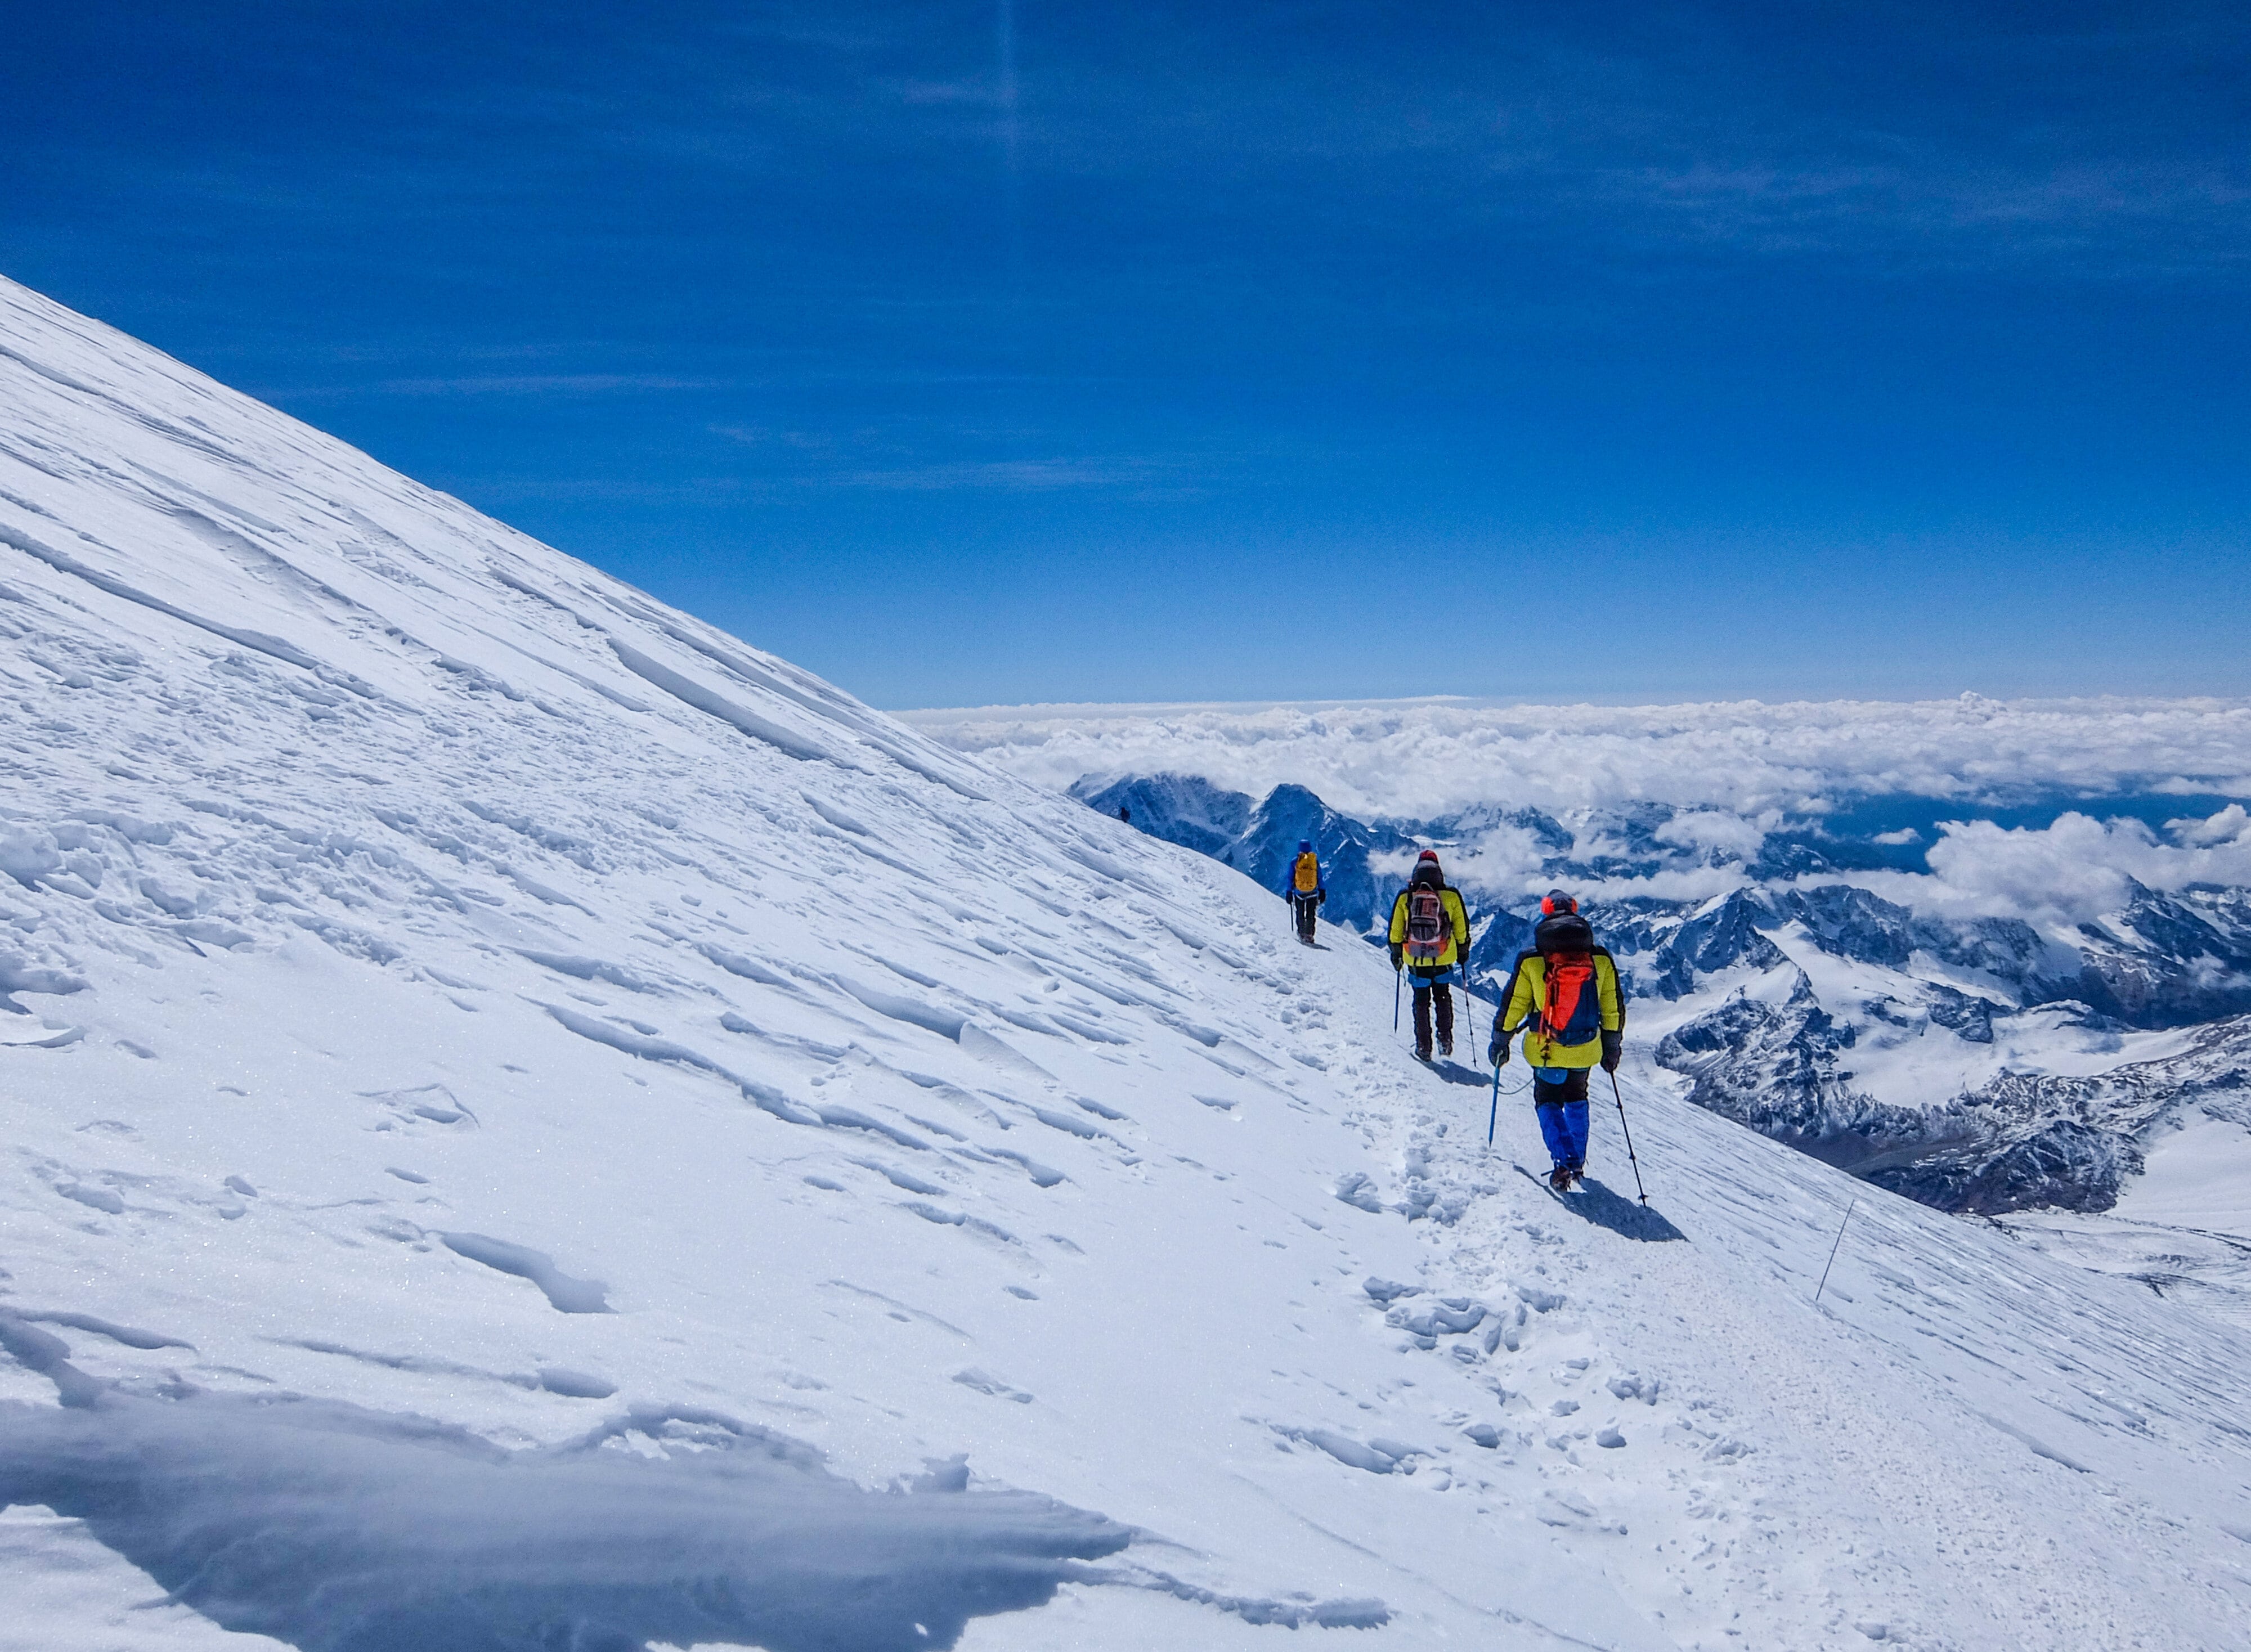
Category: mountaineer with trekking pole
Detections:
[
  {"x1": 1388, "y1": 850, "x2": 1472, "y2": 1063},
  {"x1": 1283, "y1": 839, "x2": 1326, "y2": 945},
  {"x1": 1489, "y1": 890, "x2": 1624, "y2": 1192}
]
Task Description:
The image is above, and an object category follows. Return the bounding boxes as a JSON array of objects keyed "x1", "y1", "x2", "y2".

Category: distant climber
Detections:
[
  {"x1": 1387, "y1": 850, "x2": 1471, "y2": 1062},
  {"x1": 1490, "y1": 891, "x2": 1623, "y2": 1191},
  {"x1": 1284, "y1": 838, "x2": 1326, "y2": 944},
  {"x1": 1117, "y1": 804, "x2": 1131, "y2": 824}
]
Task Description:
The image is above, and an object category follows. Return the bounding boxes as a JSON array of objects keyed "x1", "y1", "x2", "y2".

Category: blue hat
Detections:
[{"x1": 1298, "y1": 839, "x2": 1312, "y2": 852}]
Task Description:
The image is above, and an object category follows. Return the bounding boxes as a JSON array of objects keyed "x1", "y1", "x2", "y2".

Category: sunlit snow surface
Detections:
[{"x1": 3, "y1": 273, "x2": 2251, "y2": 1650}]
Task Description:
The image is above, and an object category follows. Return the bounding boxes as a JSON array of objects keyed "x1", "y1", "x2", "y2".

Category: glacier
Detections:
[{"x1": 5, "y1": 272, "x2": 2251, "y2": 1650}]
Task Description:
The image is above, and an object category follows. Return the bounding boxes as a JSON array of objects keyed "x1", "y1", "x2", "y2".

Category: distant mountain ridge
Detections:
[{"x1": 1078, "y1": 771, "x2": 2251, "y2": 1217}]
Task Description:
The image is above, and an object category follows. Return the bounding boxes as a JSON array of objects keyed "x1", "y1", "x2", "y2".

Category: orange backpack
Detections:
[{"x1": 1539, "y1": 951, "x2": 1598, "y2": 1042}]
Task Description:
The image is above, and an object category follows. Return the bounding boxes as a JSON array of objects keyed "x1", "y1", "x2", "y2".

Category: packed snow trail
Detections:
[{"x1": 2, "y1": 273, "x2": 2250, "y2": 1650}]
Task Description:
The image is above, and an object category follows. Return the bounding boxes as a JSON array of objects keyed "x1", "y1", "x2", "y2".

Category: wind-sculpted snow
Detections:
[
  {"x1": 438, "y1": 1233, "x2": 613, "y2": 1315},
  {"x1": 7, "y1": 273, "x2": 2251, "y2": 1649}
]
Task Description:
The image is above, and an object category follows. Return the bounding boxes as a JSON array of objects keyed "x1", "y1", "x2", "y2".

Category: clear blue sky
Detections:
[{"x1": 6, "y1": 2, "x2": 2246, "y2": 708}]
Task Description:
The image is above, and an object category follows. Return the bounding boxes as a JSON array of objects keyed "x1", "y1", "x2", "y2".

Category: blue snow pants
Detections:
[{"x1": 1533, "y1": 1066, "x2": 1591, "y2": 1170}]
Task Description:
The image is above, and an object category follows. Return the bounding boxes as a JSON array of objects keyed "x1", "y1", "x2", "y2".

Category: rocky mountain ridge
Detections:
[{"x1": 1079, "y1": 772, "x2": 2251, "y2": 1216}]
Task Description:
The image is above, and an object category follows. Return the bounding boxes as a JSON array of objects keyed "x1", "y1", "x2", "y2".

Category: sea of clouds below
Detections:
[{"x1": 904, "y1": 695, "x2": 2251, "y2": 928}]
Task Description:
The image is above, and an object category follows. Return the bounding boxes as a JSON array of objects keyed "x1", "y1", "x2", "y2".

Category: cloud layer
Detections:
[
  {"x1": 911, "y1": 696, "x2": 2251, "y2": 930},
  {"x1": 906, "y1": 695, "x2": 2251, "y2": 820},
  {"x1": 1865, "y1": 806, "x2": 2251, "y2": 929}
]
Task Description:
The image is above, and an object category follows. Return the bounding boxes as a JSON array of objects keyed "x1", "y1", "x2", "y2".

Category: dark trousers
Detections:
[
  {"x1": 1290, "y1": 893, "x2": 1319, "y2": 940},
  {"x1": 1532, "y1": 1067, "x2": 1590, "y2": 1106},
  {"x1": 1410, "y1": 977, "x2": 1454, "y2": 1054}
]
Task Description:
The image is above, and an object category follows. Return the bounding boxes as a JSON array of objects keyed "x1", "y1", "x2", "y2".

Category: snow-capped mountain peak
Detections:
[{"x1": 5, "y1": 275, "x2": 2251, "y2": 1650}]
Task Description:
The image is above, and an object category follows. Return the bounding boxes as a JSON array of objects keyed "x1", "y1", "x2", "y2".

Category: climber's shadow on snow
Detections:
[
  {"x1": 1512, "y1": 1165, "x2": 1686, "y2": 1243},
  {"x1": 1429, "y1": 1061, "x2": 1491, "y2": 1088}
]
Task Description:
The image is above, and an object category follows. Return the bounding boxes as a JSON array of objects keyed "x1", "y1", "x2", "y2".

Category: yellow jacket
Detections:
[
  {"x1": 1388, "y1": 884, "x2": 1470, "y2": 971},
  {"x1": 1500, "y1": 948, "x2": 1624, "y2": 1069}
]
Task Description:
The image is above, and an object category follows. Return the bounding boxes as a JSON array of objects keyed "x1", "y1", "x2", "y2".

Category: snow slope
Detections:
[{"x1": 4, "y1": 273, "x2": 2251, "y2": 1651}]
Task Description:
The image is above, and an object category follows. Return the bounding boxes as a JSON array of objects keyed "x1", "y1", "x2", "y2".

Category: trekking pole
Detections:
[
  {"x1": 1487, "y1": 1060, "x2": 1501, "y2": 1146},
  {"x1": 1392, "y1": 966, "x2": 1401, "y2": 1032},
  {"x1": 1814, "y1": 1198, "x2": 1858, "y2": 1305},
  {"x1": 1607, "y1": 1068, "x2": 1648, "y2": 1205}
]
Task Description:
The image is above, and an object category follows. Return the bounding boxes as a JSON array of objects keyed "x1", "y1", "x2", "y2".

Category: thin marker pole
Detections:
[{"x1": 1815, "y1": 1198, "x2": 1859, "y2": 1305}]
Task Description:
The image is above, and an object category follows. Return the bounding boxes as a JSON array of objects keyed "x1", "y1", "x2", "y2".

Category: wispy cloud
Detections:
[
  {"x1": 709, "y1": 422, "x2": 1210, "y2": 495},
  {"x1": 827, "y1": 457, "x2": 1191, "y2": 493},
  {"x1": 1595, "y1": 154, "x2": 2251, "y2": 273},
  {"x1": 262, "y1": 374, "x2": 739, "y2": 404},
  {"x1": 367, "y1": 374, "x2": 736, "y2": 397}
]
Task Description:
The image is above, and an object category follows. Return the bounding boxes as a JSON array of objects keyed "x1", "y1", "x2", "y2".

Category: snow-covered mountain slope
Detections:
[{"x1": 5, "y1": 274, "x2": 2251, "y2": 1651}]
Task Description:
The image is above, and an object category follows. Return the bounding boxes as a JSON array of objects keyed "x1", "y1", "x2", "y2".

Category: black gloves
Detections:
[
  {"x1": 1388, "y1": 944, "x2": 1403, "y2": 971},
  {"x1": 1600, "y1": 1030, "x2": 1623, "y2": 1073},
  {"x1": 1489, "y1": 1029, "x2": 1511, "y2": 1066}
]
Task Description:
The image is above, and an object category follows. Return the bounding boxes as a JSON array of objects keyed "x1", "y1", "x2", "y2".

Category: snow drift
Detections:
[{"x1": 4, "y1": 273, "x2": 2251, "y2": 1651}]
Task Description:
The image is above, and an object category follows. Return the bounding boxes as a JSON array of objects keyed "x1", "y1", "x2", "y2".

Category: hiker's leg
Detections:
[
  {"x1": 1561, "y1": 1069, "x2": 1591, "y2": 1166},
  {"x1": 1411, "y1": 985, "x2": 1433, "y2": 1054},
  {"x1": 1533, "y1": 1100, "x2": 1573, "y2": 1166}
]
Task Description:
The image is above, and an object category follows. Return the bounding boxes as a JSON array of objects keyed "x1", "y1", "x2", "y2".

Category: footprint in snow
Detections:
[
  {"x1": 361, "y1": 1083, "x2": 477, "y2": 1129},
  {"x1": 952, "y1": 1368, "x2": 1033, "y2": 1403}
]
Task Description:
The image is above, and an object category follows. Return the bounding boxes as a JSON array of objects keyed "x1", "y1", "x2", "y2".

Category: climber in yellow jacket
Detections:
[
  {"x1": 1492, "y1": 890, "x2": 1625, "y2": 1191},
  {"x1": 1387, "y1": 849, "x2": 1472, "y2": 1062}
]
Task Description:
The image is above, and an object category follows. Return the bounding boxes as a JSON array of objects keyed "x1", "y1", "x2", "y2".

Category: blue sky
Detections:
[{"x1": 5, "y1": 2, "x2": 2246, "y2": 708}]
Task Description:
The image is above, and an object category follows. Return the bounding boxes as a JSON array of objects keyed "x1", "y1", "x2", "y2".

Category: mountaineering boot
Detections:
[
  {"x1": 1438, "y1": 1035, "x2": 1453, "y2": 1057},
  {"x1": 1548, "y1": 1165, "x2": 1572, "y2": 1193},
  {"x1": 1414, "y1": 1042, "x2": 1435, "y2": 1063}
]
